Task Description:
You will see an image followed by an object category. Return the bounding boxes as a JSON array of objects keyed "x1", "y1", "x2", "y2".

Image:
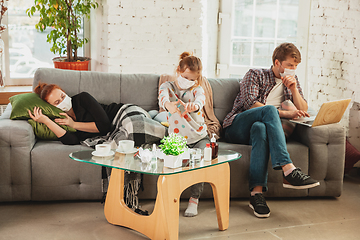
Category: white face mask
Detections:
[
  {"x1": 280, "y1": 68, "x2": 296, "y2": 78},
  {"x1": 177, "y1": 75, "x2": 196, "y2": 89},
  {"x1": 56, "y1": 94, "x2": 72, "y2": 112}
]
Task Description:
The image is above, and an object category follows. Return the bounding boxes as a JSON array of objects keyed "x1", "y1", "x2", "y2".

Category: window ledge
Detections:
[{"x1": 0, "y1": 86, "x2": 33, "y2": 105}]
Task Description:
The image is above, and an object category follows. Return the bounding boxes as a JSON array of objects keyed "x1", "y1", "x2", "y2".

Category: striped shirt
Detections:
[{"x1": 222, "y1": 67, "x2": 305, "y2": 129}]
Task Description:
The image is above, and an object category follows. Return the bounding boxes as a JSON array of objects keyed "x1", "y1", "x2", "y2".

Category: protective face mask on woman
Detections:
[
  {"x1": 280, "y1": 68, "x2": 296, "y2": 78},
  {"x1": 177, "y1": 75, "x2": 196, "y2": 89},
  {"x1": 56, "y1": 94, "x2": 72, "y2": 112}
]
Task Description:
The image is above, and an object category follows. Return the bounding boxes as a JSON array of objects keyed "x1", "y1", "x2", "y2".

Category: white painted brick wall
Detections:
[
  {"x1": 91, "y1": 0, "x2": 360, "y2": 149},
  {"x1": 307, "y1": 0, "x2": 360, "y2": 149},
  {"x1": 99, "y1": 0, "x2": 205, "y2": 75},
  {"x1": 92, "y1": 0, "x2": 218, "y2": 77}
]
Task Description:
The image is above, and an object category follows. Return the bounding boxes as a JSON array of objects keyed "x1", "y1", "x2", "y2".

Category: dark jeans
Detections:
[{"x1": 224, "y1": 105, "x2": 292, "y2": 192}]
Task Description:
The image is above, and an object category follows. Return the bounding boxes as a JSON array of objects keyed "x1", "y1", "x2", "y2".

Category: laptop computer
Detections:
[{"x1": 289, "y1": 99, "x2": 351, "y2": 127}]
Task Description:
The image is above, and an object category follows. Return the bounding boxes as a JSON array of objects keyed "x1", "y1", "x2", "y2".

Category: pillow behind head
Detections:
[
  {"x1": 28, "y1": 119, "x2": 76, "y2": 140},
  {"x1": 9, "y1": 93, "x2": 76, "y2": 140},
  {"x1": 9, "y1": 93, "x2": 64, "y2": 120}
]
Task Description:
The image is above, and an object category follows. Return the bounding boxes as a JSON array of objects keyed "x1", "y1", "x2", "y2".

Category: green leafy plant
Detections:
[
  {"x1": 159, "y1": 133, "x2": 188, "y2": 156},
  {"x1": 26, "y1": 0, "x2": 98, "y2": 62}
]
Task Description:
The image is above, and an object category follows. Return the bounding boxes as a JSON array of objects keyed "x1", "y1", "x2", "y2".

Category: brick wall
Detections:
[
  {"x1": 307, "y1": 0, "x2": 360, "y2": 149},
  {"x1": 92, "y1": 0, "x2": 210, "y2": 75},
  {"x1": 91, "y1": 0, "x2": 360, "y2": 148}
]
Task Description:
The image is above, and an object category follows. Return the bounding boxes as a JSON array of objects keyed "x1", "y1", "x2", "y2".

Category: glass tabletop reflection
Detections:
[{"x1": 69, "y1": 149, "x2": 241, "y2": 176}]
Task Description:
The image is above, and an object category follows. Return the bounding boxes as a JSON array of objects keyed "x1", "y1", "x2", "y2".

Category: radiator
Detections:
[{"x1": 0, "y1": 104, "x2": 7, "y2": 116}]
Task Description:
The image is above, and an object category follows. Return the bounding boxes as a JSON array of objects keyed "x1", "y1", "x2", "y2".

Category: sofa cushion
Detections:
[
  {"x1": 208, "y1": 78, "x2": 240, "y2": 125},
  {"x1": 31, "y1": 141, "x2": 102, "y2": 201}
]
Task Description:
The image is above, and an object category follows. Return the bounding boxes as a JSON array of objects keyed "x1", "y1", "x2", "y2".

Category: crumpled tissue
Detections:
[{"x1": 137, "y1": 147, "x2": 153, "y2": 163}]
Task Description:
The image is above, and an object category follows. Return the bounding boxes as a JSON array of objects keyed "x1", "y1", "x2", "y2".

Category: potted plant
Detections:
[
  {"x1": 159, "y1": 133, "x2": 189, "y2": 168},
  {"x1": 26, "y1": 0, "x2": 98, "y2": 70}
]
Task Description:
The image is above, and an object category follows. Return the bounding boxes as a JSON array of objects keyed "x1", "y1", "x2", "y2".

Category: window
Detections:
[
  {"x1": 3, "y1": 0, "x2": 86, "y2": 86},
  {"x1": 217, "y1": 0, "x2": 311, "y2": 92}
]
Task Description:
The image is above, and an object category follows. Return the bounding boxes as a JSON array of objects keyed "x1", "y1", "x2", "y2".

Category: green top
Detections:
[{"x1": 69, "y1": 149, "x2": 241, "y2": 176}]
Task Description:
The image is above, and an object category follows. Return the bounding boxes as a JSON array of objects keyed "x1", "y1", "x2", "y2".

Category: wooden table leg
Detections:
[
  {"x1": 156, "y1": 174, "x2": 182, "y2": 240},
  {"x1": 209, "y1": 163, "x2": 230, "y2": 230},
  {"x1": 157, "y1": 162, "x2": 231, "y2": 238},
  {"x1": 104, "y1": 169, "x2": 167, "y2": 239},
  {"x1": 104, "y1": 162, "x2": 230, "y2": 239}
]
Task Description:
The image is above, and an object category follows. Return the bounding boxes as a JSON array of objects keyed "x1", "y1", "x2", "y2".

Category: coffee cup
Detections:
[
  {"x1": 118, "y1": 140, "x2": 135, "y2": 153},
  {"x1": 95, "y1": 143, "x2": 111, "y2": 155}
]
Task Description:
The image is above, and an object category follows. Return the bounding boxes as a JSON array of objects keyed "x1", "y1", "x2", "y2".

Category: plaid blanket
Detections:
[
  {"x1": 81, "y1": 104, "x2": 167, "y2": 210},
  {"x1": 81, "y1": 104, "x2": 167, "y2": 147}
]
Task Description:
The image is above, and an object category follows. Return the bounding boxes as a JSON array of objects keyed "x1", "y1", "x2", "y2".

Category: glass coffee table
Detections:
[{"x1": 70, "y1": 149, "x2": 241, "y2": 240}]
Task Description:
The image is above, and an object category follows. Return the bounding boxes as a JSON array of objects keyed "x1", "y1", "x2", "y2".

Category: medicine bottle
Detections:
[
  {"x1": 204, "y1": 143, "x2": 212, "y2": 161},
  {"x1": 210, "y1": 133, "x2": 218, "y2": 159}
]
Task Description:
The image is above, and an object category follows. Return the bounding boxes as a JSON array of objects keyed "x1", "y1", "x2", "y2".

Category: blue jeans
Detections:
[{"x1": 224, "y1": 105, "x2": 292, "y2": 192}]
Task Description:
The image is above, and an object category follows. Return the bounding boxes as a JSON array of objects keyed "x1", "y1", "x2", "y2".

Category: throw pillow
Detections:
[
  {"x1": 344, "y1": 139, "x2": 360, "y2": 174},
  {"x1": 9, "y1": 93, "x2": 64, "y2": 120},
  {"x1": 9, "y1": 93, "x2": 77, "y2": 140},
  {"x1": 28, "y1": 119, "x2": 76, "y2": 140}
]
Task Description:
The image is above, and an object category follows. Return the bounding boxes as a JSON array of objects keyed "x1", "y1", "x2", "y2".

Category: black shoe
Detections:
[
  {"x1": 249, "y1": 193, "x2": 270, "y2": 218},
  {"x1": 134, "y1": 208, "x2": 149, "y2": 216},
  {"x1": 283, "y1": 168, "x2": 320, "y2": 189}
]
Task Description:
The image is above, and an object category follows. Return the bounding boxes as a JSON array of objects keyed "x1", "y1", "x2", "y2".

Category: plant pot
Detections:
[
  {"x1": 52, "y1": 57, "x2": 90, "y2": 71},
  {"x1": 161, "y1": 149, "x2": 189, "y2": 168}
]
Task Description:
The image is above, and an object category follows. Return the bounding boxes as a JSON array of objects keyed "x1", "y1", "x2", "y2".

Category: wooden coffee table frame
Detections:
[{"x1": 104, "y1": 162, "x2": 230, "y2": 240}]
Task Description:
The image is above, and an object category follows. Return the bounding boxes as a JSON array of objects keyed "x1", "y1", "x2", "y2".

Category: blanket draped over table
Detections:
[{"x1": 81, "y1": 104, "x2": 167, "y2": 209}]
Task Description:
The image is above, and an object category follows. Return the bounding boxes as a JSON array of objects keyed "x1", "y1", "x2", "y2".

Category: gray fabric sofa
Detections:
[{"x1": 0, "y1": 68, "x2": 346, "y2": 202}]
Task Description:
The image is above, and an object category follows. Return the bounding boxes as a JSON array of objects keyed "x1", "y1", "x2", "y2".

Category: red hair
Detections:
[
  {"x1": 177, "y1": 51, "x2": 203, "y2": 86},
  {"x1": 34, "y1": 82, "x2": 64, "y2": 102}
]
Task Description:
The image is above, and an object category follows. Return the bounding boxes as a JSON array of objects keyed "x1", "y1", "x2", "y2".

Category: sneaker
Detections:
[
  {"x1": 249, "y1": 193, "x2": 270, "y2": 218},
  {"x1": 134, "y1": 208, "x2": 149, "y2": 216},
  {"x1": 283, "y1": 168, "x2": 320, "y2": 189}
]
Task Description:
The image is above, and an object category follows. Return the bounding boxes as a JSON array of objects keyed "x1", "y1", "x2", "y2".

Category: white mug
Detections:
[
  {"x1": 95, "y1": 144, "x2": 111, "y2": 155},
  {"x1": 118, "y1": 140, "x2": 135, "y2": 152}
]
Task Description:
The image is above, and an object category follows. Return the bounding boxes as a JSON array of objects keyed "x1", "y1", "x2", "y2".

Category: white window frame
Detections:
[
  {"x1": 3, "y1": 13, "x2": 33, "y2": 86},
  {"x1": 217, "y1": 0, "x2": 311, "y2": 98}
]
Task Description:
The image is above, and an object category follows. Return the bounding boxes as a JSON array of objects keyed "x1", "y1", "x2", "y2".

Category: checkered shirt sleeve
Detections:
[{"x1": 222, "y1": 68, "x2": 306, "y2": 129}]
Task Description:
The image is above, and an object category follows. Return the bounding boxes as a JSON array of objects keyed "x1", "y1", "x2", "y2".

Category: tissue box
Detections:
[{"x1": 160, "y1": 149, "x2": 189, "y2": 168}]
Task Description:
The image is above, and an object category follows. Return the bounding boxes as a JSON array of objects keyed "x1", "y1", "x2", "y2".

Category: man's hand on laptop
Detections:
[{"x1": 279, "y1": 109, "x2": 310, "y2": 119}]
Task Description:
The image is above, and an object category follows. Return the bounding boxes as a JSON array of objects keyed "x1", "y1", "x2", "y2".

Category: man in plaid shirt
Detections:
[{"x1": 223, "y1": 43, "x2": 320, "y2": 218}]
